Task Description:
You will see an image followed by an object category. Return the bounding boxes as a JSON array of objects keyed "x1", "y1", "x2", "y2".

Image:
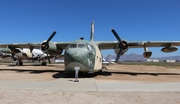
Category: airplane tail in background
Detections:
[
  {"x1": 106, "y1": 54, "x2": 115, "y2": 63},
  {"x1": 90, "y1": 20, "x2": 94, "y2": 41}
]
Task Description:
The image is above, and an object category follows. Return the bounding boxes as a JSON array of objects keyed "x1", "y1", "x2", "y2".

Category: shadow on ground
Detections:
[
  {"x1": 7, "y1": 64, "x2": 61, "y2": 67},
  {"x1": 99, "y1": 71, "x2": 180, "y2": 76},
  {"x1": 0, "y1": 68, "x2": 99, "y2": 78},
  {"x1": 0, "y1": 68, "x2": 60, "y2": 73},
  {"x1": 1, "y1": 68, "x2": 180, "y2": 79}
]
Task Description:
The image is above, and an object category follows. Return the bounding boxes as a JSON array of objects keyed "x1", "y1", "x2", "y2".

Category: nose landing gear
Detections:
[{"x1": 74, "y1": 67, "x2": 80, "y2": 82}]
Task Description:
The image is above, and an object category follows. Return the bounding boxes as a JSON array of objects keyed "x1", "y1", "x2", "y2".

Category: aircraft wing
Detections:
[
  {"x1": 0, "y1": 43, "x2": 41, "y2": 49},
  {"x1": 0, "y1": 42, "x2": 71, "y2": 52},
  {"x1": 96, "y1": 41, "x2": 180, "y2": 50},
  {"x1": 1, "y1": 41, "x2": 180, "y2": 50},
  {"x1": 53, "y1": 42, "x2": 71, "y2": 49}
]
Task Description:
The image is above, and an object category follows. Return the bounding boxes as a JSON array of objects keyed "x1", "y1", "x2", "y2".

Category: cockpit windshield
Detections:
[
  {"x1": 69, "y1": 43, "x2": 86, "y2": 48},
  {"x1": 78, "y1": 44, "x2": 86, "y2": 48},
  {"x1": 87, "y1": 44, "x2": 95, "y2": 50},
  {"x1": 69, "y1": 44, "x2": 77, "y2": 48}
]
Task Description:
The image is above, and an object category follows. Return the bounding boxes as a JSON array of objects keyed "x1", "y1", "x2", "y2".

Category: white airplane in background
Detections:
[
  {"x1": 102, "y1": 54, "x2": 115, "y2": 65},
  {"x1": 0, "y1": 48, "x2": 53, "y2": 66}
]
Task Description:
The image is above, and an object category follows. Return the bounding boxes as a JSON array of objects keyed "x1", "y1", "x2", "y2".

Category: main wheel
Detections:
[
  {"x1": 42, "y1": 62, "x2": 47, "y2": 66},
  {"x1": 16, "y1": 61, "x2": 23, "y2": 66},
  {"x1": 19, "y1": 61, "x2": 23, "y2": 66}
]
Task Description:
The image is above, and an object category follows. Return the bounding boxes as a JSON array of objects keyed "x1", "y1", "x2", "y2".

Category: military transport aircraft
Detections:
[
  {"x1": 0, "y1": 48, "x2": 53, "y2": 66},
  {"x1": 0, "y1": 21, "x2": 180, "y2": 73}
]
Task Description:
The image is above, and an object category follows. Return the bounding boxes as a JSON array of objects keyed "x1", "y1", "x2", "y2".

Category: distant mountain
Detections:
[
  {"x1": 105, "y1": 53, "x2": 180, "y2": 61},
  {"x1": 157, "y1": 56, "x2": 180, "y2": 60}
]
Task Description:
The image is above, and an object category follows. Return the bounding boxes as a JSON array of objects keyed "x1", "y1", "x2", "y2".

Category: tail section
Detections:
[{"x1": 90, "y1": 20, "x2": 94, "y2": 41}]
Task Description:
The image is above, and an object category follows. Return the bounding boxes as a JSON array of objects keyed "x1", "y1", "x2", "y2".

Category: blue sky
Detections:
[{"x1": 0, "y1": 0, "x2": 180, "y2": 57}]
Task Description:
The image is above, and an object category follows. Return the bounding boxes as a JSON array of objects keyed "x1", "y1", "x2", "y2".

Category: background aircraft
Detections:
[
  {"x1": 0, "y1": 21, "x2": 180, "y2": 73},
  {"x1": 102, "y1": 58, "x2": 115, "y2": 65},
  {"x1": 102, "y1": 54, "x2": 115, "y2": 65},
  {"x1": 0, "y1": 48, "x2": 53, "y2": 66}
]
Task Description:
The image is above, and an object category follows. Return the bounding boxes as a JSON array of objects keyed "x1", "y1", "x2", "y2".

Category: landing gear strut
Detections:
[{"x1": 74, "y1": 67, "x2": 80, "y2": 82}]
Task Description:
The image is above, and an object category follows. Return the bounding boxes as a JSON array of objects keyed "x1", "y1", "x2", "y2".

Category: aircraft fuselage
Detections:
[{"x1": 64, "y1": 39, "x2": 102, "y2": 73}]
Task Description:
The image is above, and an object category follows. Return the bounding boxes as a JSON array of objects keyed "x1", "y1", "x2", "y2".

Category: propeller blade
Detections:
[
  {"x1": 46, "y1": 31, "x2": 56, "y2": 43},
  {"x1": 111, "y1": 28, "x2": 127, "y2": 63},
  {"x1": 115, "y1": 49, "x2": 123, "y2": 63},
  {"x1": 111, "y1": 29, "x2": 122, "y2": 43}
]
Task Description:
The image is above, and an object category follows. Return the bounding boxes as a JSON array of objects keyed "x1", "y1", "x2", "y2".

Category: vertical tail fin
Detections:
[{"x1": 90, "y1": 20, "x2": 94, "y2": 41}]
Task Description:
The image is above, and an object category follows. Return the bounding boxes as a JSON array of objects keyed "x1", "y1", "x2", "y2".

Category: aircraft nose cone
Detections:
[
  {"x1": 65, "y1": 50, "x2": 83, "y2": 64},
  {"x1": 71, "y1": 52, "x2": 79, "y2": 61},
  {"x1": 64, "y1": 48, "x2": 95, "y2": 72}
]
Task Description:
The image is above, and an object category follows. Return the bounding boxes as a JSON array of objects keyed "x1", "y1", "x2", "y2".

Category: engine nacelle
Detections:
[
  {"x1": 0, "y1": 47, "x2": 21, "y2": 54},
  {"x1": 41, "y1": 42, "x2": 63, "y2": 55},
  {"x1": 161, "y1": 46, "x2": 178, "y2": 53},
  {"x1": 114, "y1": 40, "x2": 128, "y2": 55},
  {"x1": 143, "y1": 51, "x2": 152, "y2": 58}
]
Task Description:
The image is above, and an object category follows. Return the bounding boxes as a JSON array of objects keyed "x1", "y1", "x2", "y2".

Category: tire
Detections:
[{"x1": 42, "y1": 62, "x2": 47, "y2": 66}]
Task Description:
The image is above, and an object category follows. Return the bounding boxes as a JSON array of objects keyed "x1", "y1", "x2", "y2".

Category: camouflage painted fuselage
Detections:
[{"x1": 64, "y1": 39, "x2": 102, "y2": 73}]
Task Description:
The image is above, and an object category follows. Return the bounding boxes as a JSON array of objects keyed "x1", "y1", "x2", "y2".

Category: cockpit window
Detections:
[
  {"x1": 87, "y1": 44, "x2": 95, "y2": 51},
  {"x1": 90, "y1": 45, "x2": 95, "y2": 50},
  {"x1": 87, "y1": 44, "x2": 92, "y2": 50},
  {"x1": 78, "y1": 44, "x2": 86, "y2": 48},
  {"x1": 69, "y1": 44, "x2": 77, "y2": 48}
]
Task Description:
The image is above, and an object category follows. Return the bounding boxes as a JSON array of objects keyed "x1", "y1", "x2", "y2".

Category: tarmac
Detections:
[{"x1": 0, "y1": 79, "x2": 180, "y2": 92}]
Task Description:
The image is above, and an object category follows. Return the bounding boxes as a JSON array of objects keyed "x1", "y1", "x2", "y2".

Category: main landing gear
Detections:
[
  {"x1": 16, "y1": 60, "x2": 23, "y2": 66},
  {"x1": 42, "y1": 61, "x2": 47, "y2": 66}
]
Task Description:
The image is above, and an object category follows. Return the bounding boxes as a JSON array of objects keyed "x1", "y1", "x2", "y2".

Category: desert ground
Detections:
[{"x1": 0, "y1": 63, "x2": 180, "y2": 104}]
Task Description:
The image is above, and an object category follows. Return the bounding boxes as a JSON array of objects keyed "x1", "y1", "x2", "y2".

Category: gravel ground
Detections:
[{"x1": 0, "y1": 89, "x2": 180, "y2": 104}]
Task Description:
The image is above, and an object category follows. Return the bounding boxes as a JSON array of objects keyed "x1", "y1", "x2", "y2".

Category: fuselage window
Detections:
[
  {"x1": 78, "y1": 44, "x2": 86, "y2": 48},
  {"x1": 70, "y1": 44, "x2": 77, "y2": 48}
]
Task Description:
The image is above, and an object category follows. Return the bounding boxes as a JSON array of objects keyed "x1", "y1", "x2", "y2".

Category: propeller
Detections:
[
  {"x1": 41, "y1": 31, "x2": 57, "y2": 64},
  {"x1": 111, "y1": 29, "x2": 128, "y2": 63},
  {"x1": 41, "y1": 31, "x2": 57, "y2": 51}
]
